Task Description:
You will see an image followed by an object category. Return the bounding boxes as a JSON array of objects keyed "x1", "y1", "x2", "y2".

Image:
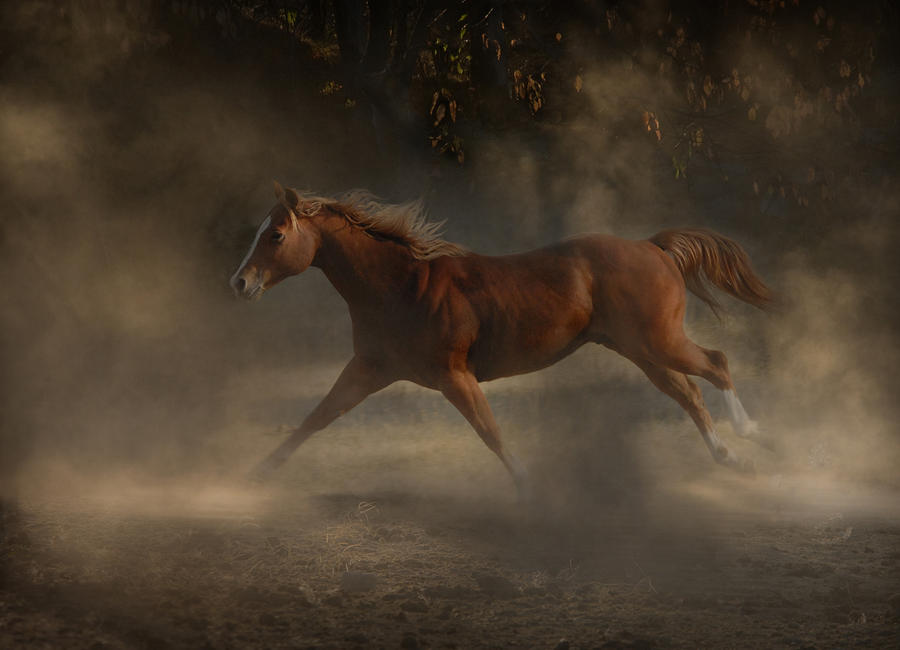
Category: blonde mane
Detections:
[{"x1": 291, "y1": 189, "x2": 466, "y2": 261}]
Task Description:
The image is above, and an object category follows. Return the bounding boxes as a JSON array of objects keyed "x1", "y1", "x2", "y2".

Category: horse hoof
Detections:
[
  {"x1": 515, "y1": 483, "x2": 534, "y2": 506},
  {"x1": 743, "y1": 422, "x2": 778, "y2": 454},
  {"x1": 742, "y1": 419, "x2": 760, "y2": 437}
]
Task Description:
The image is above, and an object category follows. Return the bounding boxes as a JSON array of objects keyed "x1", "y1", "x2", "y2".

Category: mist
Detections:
[{"x1": 2, "y1": 2, "x2": 899, "y2": 648}]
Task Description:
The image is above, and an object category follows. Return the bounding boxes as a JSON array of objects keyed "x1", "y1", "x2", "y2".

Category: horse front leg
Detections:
[
  {"x1": 249, "y1": 356, "x2": 392, "y2": 482},
  {"x1": 439, "y1": 370, "x2": 530, "y2": 499}
]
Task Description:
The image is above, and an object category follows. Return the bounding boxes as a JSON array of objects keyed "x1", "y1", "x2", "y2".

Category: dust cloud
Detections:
[{"x1": 2, "y1": 2, "x2": 899, "y2": 648}]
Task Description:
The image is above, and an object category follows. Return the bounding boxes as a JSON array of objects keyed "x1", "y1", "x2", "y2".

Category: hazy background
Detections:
[{"x1": 1, "y1": 0, "x2": 899, "y2": 517}]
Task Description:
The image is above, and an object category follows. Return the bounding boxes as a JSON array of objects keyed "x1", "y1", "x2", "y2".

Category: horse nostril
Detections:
[{"x1": 233, "y1": 277, "x2": 246, "y2": 293}]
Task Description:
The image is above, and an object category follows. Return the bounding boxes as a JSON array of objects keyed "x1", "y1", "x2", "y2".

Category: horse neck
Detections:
[{"x1": 311, "y1": 213, "x2": 419, "y2": 309}]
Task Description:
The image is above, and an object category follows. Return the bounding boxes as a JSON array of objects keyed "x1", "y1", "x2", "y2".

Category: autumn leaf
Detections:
[
  {"x1": 839, "y1": 60, "x2": 851, "y2": 78},
  {"x1": 434, "y1": 104, "x2": 446, "y2": 126},
  {"x1": 813, "y1": 6, "x2": 826, "y2": 26}
]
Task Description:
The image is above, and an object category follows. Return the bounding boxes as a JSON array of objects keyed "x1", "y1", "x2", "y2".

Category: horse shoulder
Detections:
[{"x1": 423, "y1": 255, "x2": 481, "y2": 333}]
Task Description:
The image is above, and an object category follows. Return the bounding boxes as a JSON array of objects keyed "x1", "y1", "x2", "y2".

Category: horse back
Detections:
[{"x1": 425, "y1": 238, "x2": 599, "y2": 380}]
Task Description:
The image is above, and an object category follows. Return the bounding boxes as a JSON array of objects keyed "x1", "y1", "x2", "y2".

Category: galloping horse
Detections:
[{"x1": 232, "y1": 182, "x2": 772, "y2": 493}]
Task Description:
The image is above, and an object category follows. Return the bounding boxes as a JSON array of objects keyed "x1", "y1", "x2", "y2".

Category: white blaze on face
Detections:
[{"x1": 231, "y1": 215, "x2": 271, "y2": 286}]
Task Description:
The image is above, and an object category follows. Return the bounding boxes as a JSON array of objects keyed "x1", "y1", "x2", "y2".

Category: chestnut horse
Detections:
[{"x1": 232, "y1": 182, "x2": 772, "y2": 493}]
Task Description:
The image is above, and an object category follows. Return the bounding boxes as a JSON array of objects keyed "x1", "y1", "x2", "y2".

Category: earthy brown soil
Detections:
[
  {"x1": 3, "y1": 462, "x2": 899, "y2": 649},
  {"x1": 3, "y1": 362, "x2": 899, "y2": 649}
]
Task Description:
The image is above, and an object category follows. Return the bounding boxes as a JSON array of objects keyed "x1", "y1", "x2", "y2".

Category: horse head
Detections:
[{"x1": 230, "y1": 181, "x2": 321, "y2": 300}]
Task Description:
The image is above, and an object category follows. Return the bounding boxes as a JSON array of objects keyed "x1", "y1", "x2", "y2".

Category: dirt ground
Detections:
[{"x1": 3, "y1": 368, "x2": 900, "y2": 650}]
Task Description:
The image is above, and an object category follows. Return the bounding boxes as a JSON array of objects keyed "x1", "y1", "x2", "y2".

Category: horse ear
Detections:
[
  {"x1": 273, "y1": 180, "x2": 285, "y2": 201},
  {"x1": 284, "y1": 187, "x2": 302, "y2": 210}
]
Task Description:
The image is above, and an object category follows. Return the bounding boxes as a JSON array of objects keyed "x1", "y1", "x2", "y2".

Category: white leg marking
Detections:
[
  {"x1": 230, "y1": 215, "x2": 271, "y2": 285},
  {"x1": 502, "y1": 451, "x2": 531, "y2": 501},
  {"x1": 699, "y1": 426, "x2": 727, "y2": 459},
  {"x1": 699, "y1": 424, "x2": 754, "y2": 474},
  {"x1": 723, "y1": 389, "x2": 759, "y2": 438},
  {"x1": 504, "y1": 451, "x2": 528, "y2": 484}
]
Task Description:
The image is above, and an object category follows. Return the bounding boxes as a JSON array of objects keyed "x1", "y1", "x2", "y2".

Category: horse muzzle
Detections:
[{"x1": 230, "y1": 269, "x2": 265, "y2": 300}]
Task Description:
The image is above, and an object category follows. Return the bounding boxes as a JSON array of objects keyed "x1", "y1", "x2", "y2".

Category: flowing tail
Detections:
[{"x1": 650, "y1": 228, "x2": 772, "y2": 317}]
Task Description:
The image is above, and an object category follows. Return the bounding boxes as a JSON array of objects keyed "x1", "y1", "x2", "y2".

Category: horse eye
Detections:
[{"x1": 271, "y1": 231, "x2": 285, "y2": 243}]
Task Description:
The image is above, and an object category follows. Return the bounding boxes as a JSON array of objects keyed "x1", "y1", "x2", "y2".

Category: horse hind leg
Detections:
[
  {"x1": 631, "y1": 357, "x2": 755, "y2": 474},
  {"x1": 647, "y1": 338, "x2": 773, "y2": 451},
  {"x1": 693, "y1": 345, "x2": 776, "y2": 451}
]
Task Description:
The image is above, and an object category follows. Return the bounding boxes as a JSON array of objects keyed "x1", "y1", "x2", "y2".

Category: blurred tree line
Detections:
[{"x1": 148, "y1": 0, "x2": 900, "y2": 214}]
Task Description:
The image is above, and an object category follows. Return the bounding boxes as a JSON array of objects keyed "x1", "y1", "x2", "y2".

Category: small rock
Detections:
[
  {"x1": 345, "y1": 632, "x2": 368, "y2": 643},
  {"x1": 258, "y1": 613, "x2": 278, "y2": 626},
  {"x1": 341, "y1": 571, "x2": 378, "y2": 593},
  {"x1": 400, "y1": 633, "x2": 418, "y2": 649},
  {"x1": 555, "y1": 640, "x2": 571, "y2": 650}
]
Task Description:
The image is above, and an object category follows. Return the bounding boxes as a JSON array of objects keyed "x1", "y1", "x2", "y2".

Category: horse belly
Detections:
[
  {"x1": 469, "y1": 292, "x2": 592, "y2": 381},
  {"x1": 472, "y1": 335, "x2": 589, "y2": 382}
]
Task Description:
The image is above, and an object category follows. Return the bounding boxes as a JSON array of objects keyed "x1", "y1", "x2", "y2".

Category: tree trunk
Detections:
[{"x1": 364, "y1": 0, "x2": 392, "y2": 73}]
